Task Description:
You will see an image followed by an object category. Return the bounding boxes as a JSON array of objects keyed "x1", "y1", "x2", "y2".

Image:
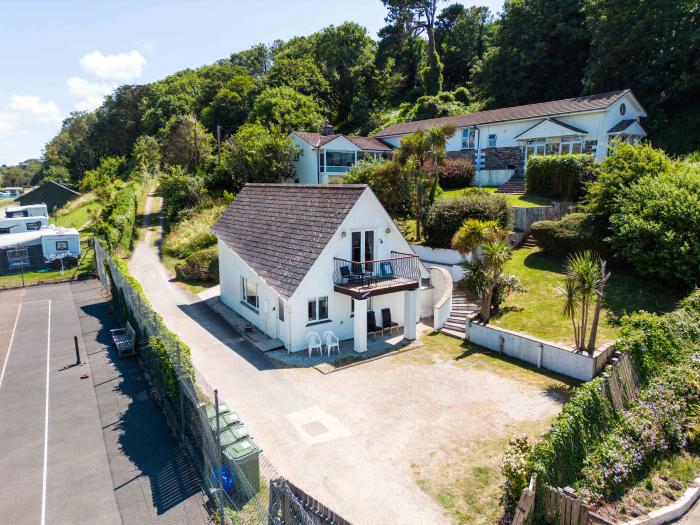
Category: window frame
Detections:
[
  {"x1": 26, "y1": 221, "x2": 42, "y2": 231},
  {"x1": 461, "y1": 128, "x2": 475, "y2": 150},
  {"x1": 241, "y1": 276, "x2": 259, "y2": 311},
  {"x1": 307, "y1": 296, "x2": 329, "y2": 323},
  {"x1": 487, "y1": 133, "x2": 497, "y2": 148},
  {"x1": 277, "y1": 297, "x2": 284, "y2": 322},
  {"x1": 55, "y1": 240, "x2": 69, "y2": 251}
]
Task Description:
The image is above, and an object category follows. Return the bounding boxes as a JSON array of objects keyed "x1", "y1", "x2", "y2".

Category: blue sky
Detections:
[{"x1": 0, "y1": 0, "x2": 504, "y2": 166}]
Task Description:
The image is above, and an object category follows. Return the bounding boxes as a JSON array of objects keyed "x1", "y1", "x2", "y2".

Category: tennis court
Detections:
[{"x1": 0, "y1": 281, "x2": 209, "y2": 524}]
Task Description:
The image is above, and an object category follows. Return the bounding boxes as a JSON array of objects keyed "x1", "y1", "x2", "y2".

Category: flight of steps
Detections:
[
  {"x1": 440, "y1": 287, "x2": 480, "y2": 339},
  {"x1": 518, "y1": 234, "x2": 537, "y2": 249},
  {"x1": 495, "y1": 176, "x2": 525, "y2": 195}
]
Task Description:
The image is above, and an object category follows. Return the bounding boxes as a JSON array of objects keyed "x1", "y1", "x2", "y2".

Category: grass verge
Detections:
[
  {"x1": 52, "y1": 192, "x2": 99, "y2": 229},
  {"x1": 441, "y1": 186, "x2": 553, "y2": 207}
]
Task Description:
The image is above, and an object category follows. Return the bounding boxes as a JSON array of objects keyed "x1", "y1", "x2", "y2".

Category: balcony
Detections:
[{"x1": 333, "y1": 251, "x2": 421, "y2": 299}]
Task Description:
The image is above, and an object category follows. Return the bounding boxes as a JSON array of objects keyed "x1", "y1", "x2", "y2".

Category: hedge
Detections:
[
  {"x1": 95, "y1": 180, "x2": 143, "y2": 253},
  {"x1": 424, "y1": 189, "x2": 511, "y2": 248},
  {"x1": 426, "y1": 158, "x2": 475, "y2": 189},
  {"x1": 530, "y1": 212, "x2": 606, "y2": 256},
  {"x1": 175, "y1": 246, "x2": 219, "y2": 283},
  {"x1": 526, "y1": 154, "x2": 596, "y2": 201}
]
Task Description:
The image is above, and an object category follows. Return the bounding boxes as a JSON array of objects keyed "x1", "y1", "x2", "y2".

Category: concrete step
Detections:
[
  {"x1": 446, "y1": 317, "x2": 466, "y2": 325},
  {"x1": 443, "y1": 322, "x2": 467, "y2": 332},
  {"x1": 440, "y1": 327, "x2": 466, "y2": 339}
]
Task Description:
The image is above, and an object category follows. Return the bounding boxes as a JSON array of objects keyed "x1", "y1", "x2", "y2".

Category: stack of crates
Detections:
[{"x1": 207, "y1": 402, "x2": 261, "y2": 497}]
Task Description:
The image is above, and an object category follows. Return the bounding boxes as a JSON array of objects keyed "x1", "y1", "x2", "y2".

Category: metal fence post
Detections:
[{"x1": 215, "y1": 388, "x2": 224, "y2": 525}]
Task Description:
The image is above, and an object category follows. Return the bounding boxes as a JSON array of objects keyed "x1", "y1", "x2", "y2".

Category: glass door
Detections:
[
  {"x1": 350, "y1": 231, "x2": 375, "y2": 273},
  {"x1": 351, "y1": 231, "x2": 362, "y2": 273},
  {"x1": 364, "y1": 230, "x2": 374, "y2": 272}
]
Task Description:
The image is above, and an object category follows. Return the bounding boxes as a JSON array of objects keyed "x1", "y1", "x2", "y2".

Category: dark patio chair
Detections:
[
  {"x1": 367, "y1": 311, "x2": 383, "y2": 339},
  {"x1": 340, "y1": 265, "x2": 364, "y2": 285},
  {"x1": 379, "y1": 261, "x2": 395, "y2": 280},
  {"x1": 381, "y1": 308, "x2": 399, "y2": 335}
]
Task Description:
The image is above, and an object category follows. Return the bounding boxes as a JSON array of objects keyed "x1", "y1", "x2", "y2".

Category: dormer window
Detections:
[{"x1": 461, "y1": 128, "x2": 475, "y2": 150}]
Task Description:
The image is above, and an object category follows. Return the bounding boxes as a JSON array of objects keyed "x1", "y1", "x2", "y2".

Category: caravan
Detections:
[
  {"x1": 0, "y1": 215, "x2": 49, "y2": 234},
  {"x1": 4, "y1": 203, "x2": 49, "y2": 218},
  {"x1": 0, "y1": 227, "x2": 81, "y2": 272}
]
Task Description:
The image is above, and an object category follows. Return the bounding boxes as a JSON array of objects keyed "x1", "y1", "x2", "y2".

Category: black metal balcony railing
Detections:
[{"x1": 333, "y1": 251, "x2": 420, "y2": 292}]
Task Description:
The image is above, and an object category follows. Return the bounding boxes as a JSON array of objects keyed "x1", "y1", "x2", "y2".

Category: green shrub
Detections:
[
  {"x1": 608, "y1": 168, "x2": 700, "y2": 289},
  {"x1": 341, "y1": 160, "x2": 413, "y2": 217},
  {"x1": 576, "y1": 362, "x2": 700, "y2": 501},
  {"x1": 424, "y1": 189, "x2": 511, "y2": 248},
  {"x1": 155, "y1": 166, "x2": 207, "y2": 221},
  {"x1": 94, "y1": 180, "x2": 142, "y2": 252},
  {"x1": 530, "y1": 213, "x2": 605, "y2": 255},
  {"x1": 426, "y1": 158, "x2": 475, "y2": 189},
  {"x1": 175, "y1": 246, "x2": 219, "y2": 283},
  {"x1": 526, "y1": 154, "x2": 596, "y2": 201},
  {"x1": 163, "y1": 205, "x2": 224, "y2": 258}
]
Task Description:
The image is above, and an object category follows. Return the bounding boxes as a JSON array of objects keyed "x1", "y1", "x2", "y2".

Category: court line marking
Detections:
[
  {"x1": 41, "y1": 299, "x2": 52, "y2": 525},
  {"x1": 0, "y1": 303, "x2": 22, "y2": 391}
]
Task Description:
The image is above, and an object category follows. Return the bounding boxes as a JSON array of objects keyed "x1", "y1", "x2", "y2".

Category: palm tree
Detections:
[
  {"x1": 479, "y1": 239, "x2": 512, "y2": 322},
  {"x1": 451, "y1": 219, "x2": 499, "y2": 263},
  {"x1": 560, "y1": 251, "x2": 609, "y2": 350}
]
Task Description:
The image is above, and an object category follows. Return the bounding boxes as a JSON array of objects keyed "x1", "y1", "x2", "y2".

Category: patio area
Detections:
[{"x1": 266, "y1": 323, "x2": 431, "y2": 372}]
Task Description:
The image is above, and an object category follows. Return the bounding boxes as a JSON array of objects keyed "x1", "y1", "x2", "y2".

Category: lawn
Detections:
[
  {"x1": 410, "y1": 332, "x2": 575, "y2": 524},
  {"x1": 0, "y1": 239, "x2": 95, "y2": 289},
  {"x1": 441, "y1": 186, "x2": 553, "y2": 207},
  {"x1": 490, "y1": 247, "x2": 685, "y2": 346},
  {"x1": 52, "y1": 193, "x2": 99, "y2": 229}
]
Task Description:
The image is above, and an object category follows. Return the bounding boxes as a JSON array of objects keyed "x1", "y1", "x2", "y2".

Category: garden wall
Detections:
[
  {"x1": 511, "y1": 201, "x2": 574, "y2": 233},
  {"x1": 466, "y1": 320, "x2": 615, "y2": 381},
  {"x1": 473, "y1": 169, "x2": 513, "y2": 187}
]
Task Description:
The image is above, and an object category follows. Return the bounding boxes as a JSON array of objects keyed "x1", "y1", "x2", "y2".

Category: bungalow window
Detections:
[
  {"x1": 241, "y1": 277, "x2": 259, "y2": 310},
  {"x1": 325, "y1": 151, "x2": 355, "y2": 172},
  {"x1": 26, "y1": 221, "x2": 42, "y2": 231},
  {"x1": 525, "y1": 139, "x2": 546, "y2": 157},
  {"x1": 308, "y1": 296, "x2": 329, "y2": 322},
  {"x1": 56, "y1": 241, "x2": 68, "y2": 251},
  {"x1": 461, "y1": 128, "x2": 475, "y2": 150},
  {"x1": 487, "y1": 133, "x2": 497, "y2": 148},
  {"x1": 278, "y1": 297, "x2": 284, "y2": 322},
  {"x1": 559, "y1": 137, "x2": 582, "y2": 155}
]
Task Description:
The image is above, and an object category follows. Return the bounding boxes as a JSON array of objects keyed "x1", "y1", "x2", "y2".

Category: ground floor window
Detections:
[
  {"x1": 308, "y1": 296, "x2": 329, "y2": 322},
  {"x1": 241, "y1": 277, "x2": 259, "y2": 310},
  {"x1": 350, "y1": 296, "x2": 373, "y2": 316},
  {"x1": 559, "y1": 136, "x2": 583, "y2": 154},
  {"x1": 525, "y1": 139, "x2": 546, "y2": 157},
  {"x1": 277, "y1": 297, "x2": 284, "y2": 322}
]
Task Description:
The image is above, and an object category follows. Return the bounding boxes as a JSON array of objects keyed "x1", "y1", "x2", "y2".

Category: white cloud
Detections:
[
  {"x1": 66, "y1": 76, "x2": 116, "y2": 110},
  {"x1": 79, "y1": 50, "x2": 146, "y2": 81},
  {"x1": 0, "y1": 112, "x2": 19, "y2": 138},
  {"x1": 8, "y1": 95, "x2": 62, "y2": 123}
]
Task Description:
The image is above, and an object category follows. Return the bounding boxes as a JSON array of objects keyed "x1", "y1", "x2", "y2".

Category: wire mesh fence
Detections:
[{"x1": 94, "y1": 240, "x2": 342, "y2": 525}]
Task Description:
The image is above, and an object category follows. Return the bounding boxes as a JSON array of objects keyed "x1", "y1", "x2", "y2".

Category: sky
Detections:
[{"x1": 0, "y1": 0, "x2": 504, "y2": 166}]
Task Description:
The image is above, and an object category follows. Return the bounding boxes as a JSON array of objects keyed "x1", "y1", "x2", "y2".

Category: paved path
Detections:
[
  {"x1": 129, "y1": 193, "x2": 450, "y2": 524},
  {"x1": 674, "y1": 496, "x2": 700, "y2": 523}
]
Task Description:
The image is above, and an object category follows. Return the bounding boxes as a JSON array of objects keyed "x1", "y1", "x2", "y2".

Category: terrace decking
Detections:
[{"x1": 333, "y1": 252, "x2": 420, "y2": 299}]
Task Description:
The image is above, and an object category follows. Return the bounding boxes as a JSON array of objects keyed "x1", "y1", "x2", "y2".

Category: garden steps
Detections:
[
  {"x1": 495, "y1": 176, "x2": 526, "y2": 195},
  {"x1": 439, "y1": 286, "x2": 479, "y2": 339},
  {"x1": 518, "y1": 235, "x2": 537, "y2": 249}
]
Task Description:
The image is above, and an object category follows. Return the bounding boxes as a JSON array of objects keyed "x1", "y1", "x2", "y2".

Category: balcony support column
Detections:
[
  {"x1": 403, "y1": 289, "x2": 418, "y2": 340},
  {"x1": 353, "y1": 298, "x2": 368, "y2": 353}
]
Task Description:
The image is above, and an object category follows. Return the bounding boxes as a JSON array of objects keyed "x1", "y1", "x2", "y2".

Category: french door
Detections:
[{"x1": 351, "y1": 230, "x2": 375, "y2": 272}]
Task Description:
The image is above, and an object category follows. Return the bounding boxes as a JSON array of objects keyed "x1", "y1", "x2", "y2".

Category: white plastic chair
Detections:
[
  {"x1": 306, "y1": 331, "x2": 323, "y2": 358},
  {"x1": 323, "y1": 330, "x2": 340, "y2": 357}
]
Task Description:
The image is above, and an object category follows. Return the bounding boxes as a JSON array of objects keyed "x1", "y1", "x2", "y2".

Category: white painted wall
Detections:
[{"x1": 290, "y1": 136, "x2": 319, "y2": 184}]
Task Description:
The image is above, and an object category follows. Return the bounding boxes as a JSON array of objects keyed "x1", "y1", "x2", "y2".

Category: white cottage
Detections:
[
  {"x1": 373, "y1": 89, "x2": 647, "y2": 185},
  {"x1": 212, "y1": 184, "x2": 433, "y2": 353},
  {"x1": 289, "y1": 129, "x2": 393, "y2": 185}
]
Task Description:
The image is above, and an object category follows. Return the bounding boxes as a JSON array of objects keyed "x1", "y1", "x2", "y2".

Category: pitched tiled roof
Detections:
[
  {"x1": 292, "y1": 132, "x2": 392, "y2": 151},
  {"x1": 212, "y1": 184, "x2": 367, "y2": 299},
  {"x1": 374, "y1": 90, "x2": 631, "y2": 137},
  {"x1": 607, "y1": 119, "x2": 637, "y2": 133}
]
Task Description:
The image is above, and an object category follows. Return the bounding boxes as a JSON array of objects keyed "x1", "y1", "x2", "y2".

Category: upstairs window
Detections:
[
  {"x1": 461, "y1": 129, "x2": 475, "y2": 150},
  {"x1": 487, "y1": 133, "x2": 497, "y2": 148}
]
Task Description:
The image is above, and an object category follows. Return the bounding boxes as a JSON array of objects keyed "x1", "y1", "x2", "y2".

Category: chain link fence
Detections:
[{"x1": 95, "y1": 241, "x2": 343, "y2": 525}]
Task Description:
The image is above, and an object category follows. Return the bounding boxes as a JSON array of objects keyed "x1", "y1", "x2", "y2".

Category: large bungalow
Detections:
[
  {"x1": 212, "y1": 184, "x2": 436, "y2": 354},
  {"x1": 373, "y1": 89, "x2": 646, "y2": 185},
  {"x1": 290, "y1": 90, "x2": 646, "y2": 188}
]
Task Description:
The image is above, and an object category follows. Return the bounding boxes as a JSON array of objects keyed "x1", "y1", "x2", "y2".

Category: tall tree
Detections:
[
  {"x1": 583, "y1": 0, "x2": 700, "y2": 154},
  {"x1": 42, "y1": 111, "x2": 99, "y2": 183},
  {"x1": 91, "y1": 84, "x2": 149, "y2": 159},
  {"x1": 435, "y1": 4, "x2": 493, "y2": 90},
  {"x1": 250, "y1": 87, "x2": 326, "y2": 134},
  {"x1": 377, "y1": 12, "x2": 426, "y2": 103},
  {"x1": 472, "y1": 0, "x2": 590, "y2": 107},
  {"x1": 382, "y1": 0, "x2": 446, "y2": 95},
  {"x1": 160, "y1": 115, "x2": 214, "y2": 171}
]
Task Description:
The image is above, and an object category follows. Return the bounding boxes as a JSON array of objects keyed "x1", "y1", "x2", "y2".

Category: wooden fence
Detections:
[
  {"x1": 269, "y1": 478, "x2": 351, "y2": 525},
  {"x1": 510, "y1": 352, "x2": 640, "y2": 525}
]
